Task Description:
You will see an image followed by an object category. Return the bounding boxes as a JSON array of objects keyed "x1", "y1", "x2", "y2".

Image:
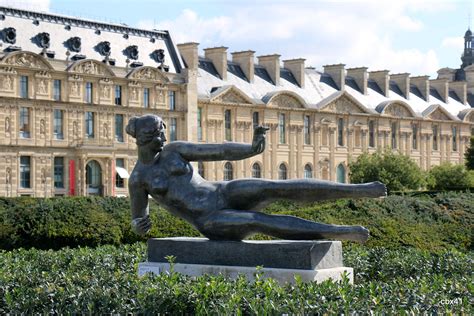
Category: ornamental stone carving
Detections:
[
  {"x1": 385, "y1": 104, "x2": 412, "y2": 117},
  {"x1": 128, "y1": 67, "x2": 168, "y2": 82},
  {"x1": 216, "y1": 90, "x2": 249, "y2": 104},
  {"x1": 270, "y1": 94, "x2": 303, "y2": 108},
  {"x1": 0, "y1": 75, "x2": 13, "y2": 91},
  {"x1": 101, "y1": 85, "x2": 111, "y2": 98},
  {"x1": 37, "y1": 79, "x2": 48, "y2": 94},
  {"x1": 429, "y1": 109, "x2": 451, "y2": 121},
  {"x1": 326, "y1": 97, "x2": 364, "y2": 114},
  {"x1": 3, "y1": 52, "x2": 50, "y2": 69},
  {"x1": 5, "y1": 117, "x2": 10, "y2": 133},
  {"x1": 131, "y1": 88, "x2": 139, "y2": 101},
  {"x1": 70, "y1": 82, "x2": 80, "y2": 96}
]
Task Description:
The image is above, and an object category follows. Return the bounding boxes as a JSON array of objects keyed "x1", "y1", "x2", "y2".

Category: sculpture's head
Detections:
[{"x1": 126, "y1": 115, "x2": 167, "y2": 151}]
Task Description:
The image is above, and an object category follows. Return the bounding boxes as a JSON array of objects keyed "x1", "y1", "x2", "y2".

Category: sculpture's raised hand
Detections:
[
  {"x1": 131, "y1": 215, "x2": 152, "y2": 236},
  {"x1": 252, "y1": 125, "x2": 270, "y2": 154}
]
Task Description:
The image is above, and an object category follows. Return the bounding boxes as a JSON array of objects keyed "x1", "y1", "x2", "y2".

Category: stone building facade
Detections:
[
  {"x1": 191, "y1": 46, "x2": 474, "y2": 182},
  {"x1": 0, "y1": 7, "x2": 195, "y2": 197},
  {"x1": 0, "y1": 6, "x2": 473, "y2": 197}
]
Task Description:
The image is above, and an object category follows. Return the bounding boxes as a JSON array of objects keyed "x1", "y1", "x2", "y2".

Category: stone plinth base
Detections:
[
  {"x1": 139, "y1": 237, "x2": 353, "y2": 284},
  {"x1": 138, "y1": 262, "x2": 353, "y2": 284}
]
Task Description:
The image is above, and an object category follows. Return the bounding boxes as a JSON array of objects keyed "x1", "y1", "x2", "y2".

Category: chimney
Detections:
[
  {"x1": 283, "y1": 58, "x2": 305, "y2": 88},
  {"x1": 430, "y1": 78, "x2": 449, "y2": 103},
  {"x1": 390, "y1": 73, "x2": 410, "y2": 99},
  {"x1": 177, "y1": 42, "x2": 199, "y2": 70},
  {"x1": 231, "y1": 50, "x2": 255, "y2": 83},
  {"x1": 346, "y1": 67, "x2": 368, "y2": 95},
  {"x1": 437, "y1": 67, "x2": 456, "y2": 81},
  {"x1": 204, "y1": 46, "x2": 228, "y2": 80},
  {"x1": 411, "y1": 76, "x2": 430, "y2": 101},
  {"x1": 369, "y1": 70, "x2": 390, "y2": 97},
  {"x1": 449, "y1": 81, "x2": 467, "y2": 104},
  {"x1": 323, "y1": 63, "x2": 345, "y2": 91},
  {"x1": 257, "y1": 54, "x2": 281, "y2": 85}
]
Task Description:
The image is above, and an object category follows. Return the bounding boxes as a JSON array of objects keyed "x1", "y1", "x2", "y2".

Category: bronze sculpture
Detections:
[{"x1": 127, "y1": 114, "x2": 386, "y2": 243}]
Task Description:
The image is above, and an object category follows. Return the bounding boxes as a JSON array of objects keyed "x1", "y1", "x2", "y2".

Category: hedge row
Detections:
[
  {"x1": 0, "y1": 191, "x2": 472, "y2": 251},
  {"x1": 0, "y1": 243, "x2": 471, "y2": 314}
]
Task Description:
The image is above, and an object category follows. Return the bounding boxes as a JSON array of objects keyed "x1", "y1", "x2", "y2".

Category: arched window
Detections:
[
  {"x1": 336, "y1": 164, "x2": 346, "y2": 183},
  {"x1": 198, "y1": 161, "x2": 205, "y2": 178},
  {"x1": 224, "y1": 162, "x2": 233, "y2": 181},
  {"x1": 252, "y1": 163, "x2": 261, "y2": 178},
  {"x1": 278, "y1": 163, "x2": 287, "y2": 180},
  {"x1": 304, "y1": 164, "x2": 313, "y2": 179}
]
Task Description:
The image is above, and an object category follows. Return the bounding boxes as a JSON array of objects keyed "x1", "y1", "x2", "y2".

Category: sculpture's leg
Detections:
[
  {"x1": 224, "y1": 179, "x2": 386, "y2": 210},
  {"x1": 197, "y1": 209, "x2": 369, "y2": 243}
]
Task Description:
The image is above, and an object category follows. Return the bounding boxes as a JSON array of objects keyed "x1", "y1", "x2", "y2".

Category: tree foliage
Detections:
[
  {"x1": 465, "y1": 136, "x2": 474, "y2": 170},
  {"x1": 427, "y1": 162, "x2": 472, "y2": 190},
  {"x1": 349, "y1": 150, "x2": 425, "y2": 192}
]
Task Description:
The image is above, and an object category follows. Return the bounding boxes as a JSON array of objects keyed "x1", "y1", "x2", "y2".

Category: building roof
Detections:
[
  {"x1": 0, "y1": 6, "x2": 183, "y2": 72},
  {"x1": 198, "y1": 59, "x2": 472, "y2": 119}
]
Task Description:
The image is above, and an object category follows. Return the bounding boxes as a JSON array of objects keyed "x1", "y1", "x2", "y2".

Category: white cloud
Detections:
[
  {"x1": 442, "y1": 36, "x2": 464, "y2": 50},
  {"x1": 0, "y1": 0, "x2": 50, "y2": 12},
  {"x1": 136, "y1": 1, "x2": 445, "y2": 76}
]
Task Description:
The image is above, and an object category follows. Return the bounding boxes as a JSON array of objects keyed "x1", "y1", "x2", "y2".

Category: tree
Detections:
[
  {"x1": 349, "y1": 150, "x2": 425, "y2": 192},
  {"x1": 427, "y1": 162, "x2": 471, "y2": 190},
  {"x1": 465, "y1": 136, "x2": 474, "y2": 170}
]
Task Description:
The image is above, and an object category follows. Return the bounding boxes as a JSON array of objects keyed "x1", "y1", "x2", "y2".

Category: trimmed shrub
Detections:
[
  {"x1": 0, "y1": 243, "x2": 471, "y2": 314},
  {"x1": 427, "y1": 162, "x2": 472, "y2": 190},
  {"x1": 349, "y1": 150, "x2": 426, "y2": 192},
  {"x1": 0, "y1": 193, "x2": 472, "y2": 251}
]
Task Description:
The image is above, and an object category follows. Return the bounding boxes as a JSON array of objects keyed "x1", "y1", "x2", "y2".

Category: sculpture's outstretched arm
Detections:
[
  {"x1": 129, "y1": 182, "x2": 151, "y2": 235},
  {"x1": 166, "y1": 126, "x2": 269, "y2": 162}
]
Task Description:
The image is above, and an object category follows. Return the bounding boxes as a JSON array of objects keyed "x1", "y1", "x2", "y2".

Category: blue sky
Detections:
[{"x1": 1, "y1": 0, "x2": 473, "y2": 77}]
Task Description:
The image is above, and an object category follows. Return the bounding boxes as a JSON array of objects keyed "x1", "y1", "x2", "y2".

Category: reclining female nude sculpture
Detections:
[{"x1": 127, "y1": 114, "x2": 386, "y2": 243}]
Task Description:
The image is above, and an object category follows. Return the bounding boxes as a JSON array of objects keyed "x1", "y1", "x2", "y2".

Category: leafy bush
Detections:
[
  {"x1": 427, "y1": 162, "x2": 473, "y2": 190},
  {"x1": 349, "y1": 150, "x2": 426, "y2": 192},
  {"x1": 465, "y1": 136, "x2": 474, "y2": 170},
  {"x1": 0, "y1": 243, "x2": 471, "y2": 314},
  {"x1": 0, "y1": 193, "x2": 473, "y2": 251}
]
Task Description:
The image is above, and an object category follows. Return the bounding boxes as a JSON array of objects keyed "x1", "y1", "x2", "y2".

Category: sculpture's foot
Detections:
[
  {"x1": 337, "y1": 226, "x2": 369, "y2": 244},
  {"x1": 365, "y1": 181, "x2": 387, "y2": 198}
]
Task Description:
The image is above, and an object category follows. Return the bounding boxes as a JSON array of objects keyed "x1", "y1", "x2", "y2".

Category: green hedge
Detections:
[
  {"x1": 0, "y1": 192, "x2": 472, "y2": 251},
  {"x1": 0, "y1": 243, "x2": 471, "y2": 314}
]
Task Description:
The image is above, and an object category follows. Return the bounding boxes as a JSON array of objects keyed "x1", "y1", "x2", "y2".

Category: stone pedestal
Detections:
[{"x1": 138, "y1": 237, "x2": 353, "y2": 284}]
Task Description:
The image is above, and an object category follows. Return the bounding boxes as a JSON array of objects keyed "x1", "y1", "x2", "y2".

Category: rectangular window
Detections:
[
  {"x1": 452, "y1": 126, "x2": 457, "y2": 151},
  {"x1": 53, "y1": 109, "x2": 64, "y2": 139},
  {"x1": 391, "y1": 122, "x2": 398, "y2": 149},
  {"x1": 253, "y1": 112, "x2": 259, "y2": 128},
  {"x1": 279, "y1": 113, "x2": 286, "y2": 144},
  {"x1": 369, "y1": 120, "x2": 375, "y2": 148},
  {"x1": 143, "y1": 88, "x2": 150, "y2": 108},
  {"x1": 20, "y1": 76, "x2": 28, "y2": 98},
  {"x1": 19, "y1": 107, "x2": 30, "y2": 138},
  {"x1": 54, "y1": 157, "x2": 64, "y2": 189},
  {"x1": 85, "y1": 111, "x2": 95, "y2": 138},
  {"x1": 115, "y1": 114, "x2": 124, "y2": 142},
  {"x1": 53, "y1": 79, "x2": 61, "y2": 101},
  {"x1": 85, "y1": 82, "x2": 93, "y2": 104},
  {"x1": 197, "y1": 107, "x2": 203, "y2": 141},
  {"x1": 115, "y1": 158, "x2": 125, "y2": 188},
  {"x1": 114, "y1": 85, "x2": 122, "y2": 105},
  {"x1": 337, "y1": 118, "x2": 344, "y2": 146},
  {"x1": 168, "y1": 90, "x2": 175, "y2": 111},
  {"x1": 20, "y1": 156, "x2": 31, "y2": 188},
  {"x1": 225, "y1": 109, "x2": 232, "y2": 141},
  {"x1": 304, "y1": 115, "x2": 310, "y2": 145},
  {"x1": 412, "y1": 124, "x2": 418, "y2": 150},
  {"x1": 169, "y1": 117, "x2": 177, "y2": 142},
  {"x1": 432, "y1": 125, "x2": 438, "y2": 151}
]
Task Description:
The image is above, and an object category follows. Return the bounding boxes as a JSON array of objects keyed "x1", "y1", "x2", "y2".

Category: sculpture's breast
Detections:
[{"x1": 148, "y1": 163, "x2": 169, "y2": 195}]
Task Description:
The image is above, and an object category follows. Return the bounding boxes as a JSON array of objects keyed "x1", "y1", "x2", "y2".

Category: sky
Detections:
[{"x1": 1, "y1": 0, "x2": 473, "y2": 78}]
